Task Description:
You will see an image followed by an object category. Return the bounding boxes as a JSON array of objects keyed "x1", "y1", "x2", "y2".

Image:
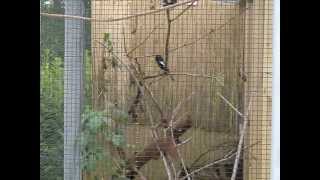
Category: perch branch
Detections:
[
  {"x1": 40, "y1": 0, "x2": 196, "y2": 22},
  {"x1": 122, "y1": 30, "x2": 164, "y2": 116},
  {"x1": 143, "y1": 72, "x2": 218, "y2": 80},
  {"x1": 230, "y1": 93, "x2": 255, "y2": 180}
]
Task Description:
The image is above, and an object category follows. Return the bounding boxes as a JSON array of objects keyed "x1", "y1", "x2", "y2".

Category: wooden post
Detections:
[{"x1": 243, "y1": 0, "x2": 272, "y2": 180}]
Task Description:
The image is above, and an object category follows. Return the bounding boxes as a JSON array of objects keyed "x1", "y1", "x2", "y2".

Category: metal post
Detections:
[{"x1": 64, "y1": 0, "x2": 84, "y2": 180}]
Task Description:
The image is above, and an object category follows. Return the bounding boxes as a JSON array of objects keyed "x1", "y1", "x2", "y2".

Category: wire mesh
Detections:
[{"x1": 40, "y1": 0, "x2": 272, "y2": 179}]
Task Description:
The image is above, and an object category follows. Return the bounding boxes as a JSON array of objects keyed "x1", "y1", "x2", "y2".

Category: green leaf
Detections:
[{"x1": 111, "y1": 133, "x2": 125, "y2": 147}]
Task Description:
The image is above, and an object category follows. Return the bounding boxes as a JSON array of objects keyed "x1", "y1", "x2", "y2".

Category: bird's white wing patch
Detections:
[{"x1": 159, "y1": 61, "x2": 165, "y2": 66}]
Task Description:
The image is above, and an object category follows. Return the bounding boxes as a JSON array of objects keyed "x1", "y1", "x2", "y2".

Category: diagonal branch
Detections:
[
  {"x1": 134, "y1": 7, "x2": 250, "y2": 59},
  {"x1": 217, "y1": 92, "x2": 244, "y2": 117},
  {"x1": 127, "y1": 26, "x2": 160, "y2": 56},
  {"x1": 170, "y1": 0, "x2": 196, "y2": 22}
]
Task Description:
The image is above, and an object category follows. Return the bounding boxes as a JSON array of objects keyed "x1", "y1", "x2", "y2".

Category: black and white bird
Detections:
[
  {"x1": 155, "y1": 55, "x2": 170, "y2": 72},
  {"x1": 161, "y1": 0, "x2": 177, "y2": 7},
  {"x1": 155, "y1": 55, "x2": 174, "y2": 81}
]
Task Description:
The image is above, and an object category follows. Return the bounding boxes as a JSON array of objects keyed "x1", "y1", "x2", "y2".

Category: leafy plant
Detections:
[
  {"x1": 40, "y1": 48, "x2": 64, "y2": 180},
  {"x1": 103, "y1": 32, "x2": 118, "y2": 68},
  {"x1": 80, "y1": 106, "x2": 128, "y2": 176}
]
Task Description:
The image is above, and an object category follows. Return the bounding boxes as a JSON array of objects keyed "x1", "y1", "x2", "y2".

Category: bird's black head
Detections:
[{"x1": 155, "y1": 55, "x2": 163, "y2": 61}]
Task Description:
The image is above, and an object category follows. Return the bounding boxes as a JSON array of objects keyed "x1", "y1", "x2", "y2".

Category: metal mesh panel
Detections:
[{"x1": 40, "y1": 0, "x2": 272, "y2": 179}]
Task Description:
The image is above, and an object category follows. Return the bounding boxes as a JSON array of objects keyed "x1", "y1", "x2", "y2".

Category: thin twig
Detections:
[
  {"x1": 170, "y1": 0, "x2": 196, "y2": 22},
  {"x1": 144, "y1": 100, "x2": 173, "y2": 180},
  {"x1": 134, "y1": 7, "x2": 250, "y2": 59},
  {"x1": 217, "y1": 92, "x2": 244, "y2": 117},
  {"x1": 230, "y1": 93, "x2": 255, "y2": 180},
  {"x1": 95, "y1": 40, "x2": 144, "y2": 96},
  {"x1": 167, "y1": 94, "x2": 196, "y2": 180},
  {"x1": 165, "y1": 9, "x2": 172, "y2": 65},
  {"x1": 133, "y1": 166, "x2": 148, "y2": 180},
  {"x1": 170, "y1": 92, "x2": 195, "y2": 122},
  {"x1": 180, "y1": 141, "x2": 259, "y2": 180},
  {"x1": 40, "y1": 0, "x2": 196, "y2": 22},
  {"x1": 144, "y1": 83, "x2": 164, "y2": 116},
  {"x1": 121, "y1": 31, "x2": 164, "y2": 116},
  {"x1": 176, "y1": 137, "x2": 192, "y2": 147},
  {"x1": 169, "y1": 115, "x2": 191, "y2": 180},
  {"x1": 189, "y1": 142, "x2": 237, "y2": 168},
  {"x1": 180, "y1": 150, "x2": 235, "y2": 180},
  {"x1": 127, "y1": 26, "x2": 160, "y2": 56}
]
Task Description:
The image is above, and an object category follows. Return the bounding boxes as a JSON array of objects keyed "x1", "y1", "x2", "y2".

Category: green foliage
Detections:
[
  {"x1": 84, "y1": 49, "x2": 93, "y2": 107},
  {"x1": 40, "y1": 48, "x2": 64, "y2": 180},
  {"x1": 80, "y1": 106, "x2": 128, "y2": 175},
  {"x1": 40, "y1": 0, "x2": 65, "y2": 58},
  {"x1": 103, "y1": 33, "x2": 118, "y2": 67}
]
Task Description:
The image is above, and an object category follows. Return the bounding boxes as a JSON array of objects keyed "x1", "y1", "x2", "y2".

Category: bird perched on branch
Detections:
[
  {"x1": 161, "y1": 0, "x2": 177, "y2": 6},
  {"x1": 155, "y1": 55, "x2": 169, "y2": 72},
  {"x1": 155, "y1": 55, "x2": 175, "y2": 80}
]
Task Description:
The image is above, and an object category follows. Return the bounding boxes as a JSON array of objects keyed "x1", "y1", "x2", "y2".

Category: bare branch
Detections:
[
  {"x1": 40, "y1": 0, "x2": 197, "y2": 22},
  {"x1": 144, "y1": 101, "x2": 174, "y2": 180},
  {"x1": 144, "y1": 72, "x2": 218, "y2": 80},
  {"x1": 133, "y1": 167, "x2": 148, "y2": 180},
  {"x1": 230, "y1": 93, "x2": 255, "y2": 180},
  {"x1": 165, "y1": 9, "x2": 172, "y2": 65},
  {"x1": 180, "y1": 150, "x2": 236, "y2": 180},
  {"x1": 176, "y1": 137, "x2": 192, "y2": 147},
  {"x1": 121, "y1": 30, "x2": 164, "y2": 116},
  {"x1": 217, "y1": 92, "x2": 244, "y2": 117},
  {"x1": 170, "y1": 0, "x2": 196, "y2": 22},
  {"x1": 144, "y1": 83, "x2": 164, "y2": 116},
  {"x1": 134, "y1": 7, "x2": 250, "y2": 59},
  {"x1": 180, "y1": 141, "x2": 260, "y2": 180},
  {"x1": 170, "y1": 92, "x2": 195, "y2": 122},
  {"x1": 169, "y1": 114, "x2": 191, "y2": 180},
  {"x1": 127, "y1": 26, "x2": 160, "y2": 56}
]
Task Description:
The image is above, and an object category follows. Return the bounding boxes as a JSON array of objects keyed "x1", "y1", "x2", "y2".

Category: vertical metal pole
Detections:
[
  {"x1": 64, "y1": 0, "x2": 84, "y2": 180},
  {"x1": 271, "y1": 0, "x2": 280, "y2": 180}
]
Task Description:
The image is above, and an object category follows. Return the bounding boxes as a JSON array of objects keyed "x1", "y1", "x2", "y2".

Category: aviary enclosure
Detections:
[{"x1": 40, "y1": 0, "x2": 272, "y2": 180}]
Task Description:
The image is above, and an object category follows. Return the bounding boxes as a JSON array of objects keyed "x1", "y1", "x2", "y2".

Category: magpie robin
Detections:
[
  {"x1": 155, "y1": 55, "x2": 174, "y2": 80},
  {"x1": 155, "y1": 55, "x2": 169, "y2": 72}
]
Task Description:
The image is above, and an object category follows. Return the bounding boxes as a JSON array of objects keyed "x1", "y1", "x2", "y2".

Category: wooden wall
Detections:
[
  {"x1": 90, "y1": 0, "x2": 272, "y2": 179},
  {"x1": 91, "y1": 0, "x2": 242, "y2": 130}
]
